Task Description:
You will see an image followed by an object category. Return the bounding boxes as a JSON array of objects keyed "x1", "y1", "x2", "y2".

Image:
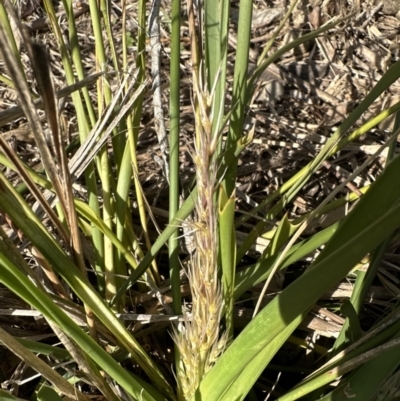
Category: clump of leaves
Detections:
[{"x1": 0, "y1": 0, "x2": 400, "y2": 401}]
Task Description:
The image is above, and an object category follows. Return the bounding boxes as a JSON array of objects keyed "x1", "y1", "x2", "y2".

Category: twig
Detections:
[{"x1": 148, "y1": 0, "x2": 169, "y2": 181}]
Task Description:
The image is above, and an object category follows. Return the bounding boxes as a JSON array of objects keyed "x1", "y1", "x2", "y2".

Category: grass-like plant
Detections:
[{"x1": 1, "y1": 0, "x2": 400, "y2": 400}]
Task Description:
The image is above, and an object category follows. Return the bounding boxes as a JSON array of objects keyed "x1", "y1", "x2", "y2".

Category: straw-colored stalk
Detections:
[
  {"x1": 173, "y1": 83, "x2": 227, "y2": 400},
  {"x1": 172, "y1": 2, "x2": 227, "y2": 398}
]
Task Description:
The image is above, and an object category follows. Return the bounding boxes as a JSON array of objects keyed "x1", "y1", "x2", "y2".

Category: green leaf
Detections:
[
  {"x1": 36, "y1": 385, "x2": 64, "y2": 401},
  {"x1": 194, "y1": 150, "x2": 400, "y2": 401},
  {"x1": 0, "y1": 173, "x2": 172, "y2": 400},
  {"x1": 222, "y1": 0, "x2": 252, "y2": 197},
  {"x1": 317, "y1": 340, "x2": 400, "y2": 401},
  {"x1": 0, "y1": 252, "x2": 165, "y2": 401},
  {"x1": 234, "y1": 222, "x2": 340, "y2": 299},
  {"x1": 0, "y1": 389, "x2": 25, "y2": 401},
  {"x1": 340, "y1": 300, "x2": 362, "y2": 345}
]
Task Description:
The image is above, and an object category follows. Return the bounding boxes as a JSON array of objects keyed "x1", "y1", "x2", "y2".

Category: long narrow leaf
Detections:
[
  {"x1": 195, "y1": 149, "x2": 400, "y2": 400},
  {"x1": 0, "y1": 173, "x2": 174, "y2": 400},
  {"x1": 0, "y1": 253, "x2": 164, "y2": 401}
]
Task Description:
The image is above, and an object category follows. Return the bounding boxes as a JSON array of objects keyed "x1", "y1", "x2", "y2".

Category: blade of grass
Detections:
[
  {"x1": 221, "y1": 0, "x2": 252, "y2": 197},
  {"x1": 315, "y1": 336, "x2": 400, "y2": 401},
  {"x1": 332, "y1": 111, "x2": 400, "y2": 357},
  {"x1": 169, "y1": 0, "x2": 182, "y2": 314},
  {"x1": 218, "y1": 316, "x2": 303, "y2": 401},
  {"x1": 234, "y1": 221, "x2": 340, "y2": 300},
  {"x1": 279, "y1": 324, "x2": 400, "y2": 401},
  {"x1": 215, "y1": 0, "x2": 252, "y2": 345},
  {"x1": 84, "y1": 0, "x2": 118, "y2": 308},
  {"x1": 42, "y1": 0, "x2": 105, "y2": 293},
  {"x1": 204, "y1": 0, "x2": 232, "y2": 337},
  {"x1": 204, "y1": 0, "x2": 230, "y2": 141},
  {"x1": 0, "y1": 173, "x2": 174, "y2": 400},
  {"x1": 30, "y1": 42, "x2": 100, "y2": 343},
  {"x1": 112, "y1": 188, "x2": 197, "y2": 305},
  {"x1": 125, "y1": 0, "x2": 162, "y2": 291},
  {"x1": 0, "y1": 389, "x2": 27, "y2": 401},
  {"x1": 8, "y1": 338, "x2": 70, "y2": 360},
  {"x1": 116, "y1": 0, "x2": 145, "y2": 307},
  {"x1": 0, "y1": 252, "x2": 165, "y2": 401},
  {"x1": 194, "y1": 147, "x2": 400, "y2": 401},
  {"x1": 0, "y1": 2, "x2": 26, "y2": 78},
  {"x1": 236, "y1": 62, "x2": 400, "y2": 261},
  {"x1": 36, "y1": 385, "x2": 64, "y2": 401},
  {"x1": 256, "y1": 0, "x2": 299, "y2": 66}
]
